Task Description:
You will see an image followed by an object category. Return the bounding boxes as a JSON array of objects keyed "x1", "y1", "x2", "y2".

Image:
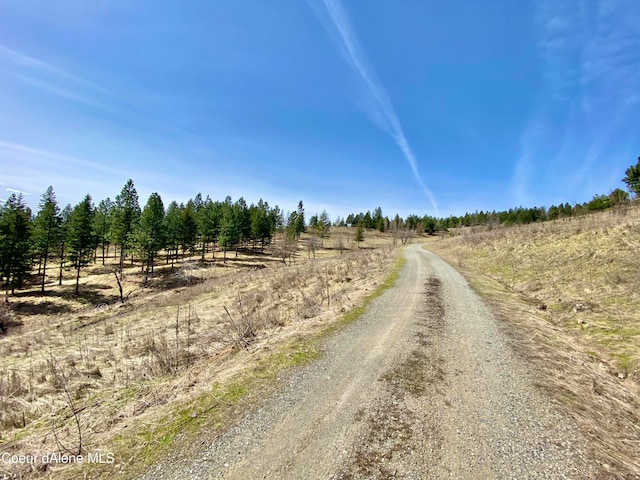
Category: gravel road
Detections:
[{"x1": 142, "y1": 244, "x2": 597, "y2": 479}]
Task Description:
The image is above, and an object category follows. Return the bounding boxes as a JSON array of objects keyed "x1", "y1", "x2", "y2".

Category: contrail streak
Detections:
[{"x1": 317, "y1": 0, "x2": 439, "y2": 214}]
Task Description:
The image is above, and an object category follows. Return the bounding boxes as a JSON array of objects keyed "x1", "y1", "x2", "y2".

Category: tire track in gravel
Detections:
[
  {"x1": 335, "y1": 275, "x2": 446, "y2": 479},
  {"x1": 142, "y1": 244, "x2": 598, "y2": 479}
]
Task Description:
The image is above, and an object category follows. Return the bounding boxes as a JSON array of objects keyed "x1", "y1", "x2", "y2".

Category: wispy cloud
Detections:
[
  {"x1": 512, "y1": 0, "x2": 639, "y2": 202},
  {"x1": 511, "y1": 110, "x2": 547, "y2": 205},
  {"x1": 511, "y1": 0, "x2": 584, "y2": 202},
  {"x1": 9, "y1": 72, "x2": 105, "y2": 109},
  {"x1": 574, "y1": 0, "x2": 640, "y2": 181},
  {"x1": 535, "y1": 1, "x2": 584, "y2": 102},
  {"x1": 580, "y1": 0, "x2": 640, "y2": 108},
  {"x1": 6, "y1": 188, "x2": 31, "y2": 196},
  {"x1": 0, "y1": 44, "x2": 198, "y2": 142},
  {"x1": 0, "y1": 44, "x2": 114, "y2": 98},
  {"x1": 0, "y1": 140, "x2": 119, "y2": 175},
  {"x1": 311, "y1": 0, "x2": 438, "y2": 214}
]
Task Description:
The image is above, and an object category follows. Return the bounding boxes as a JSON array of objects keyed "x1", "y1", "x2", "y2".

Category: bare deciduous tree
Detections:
[{"x1": 307, "y1": 236, "x2": 318, "y2": 258}]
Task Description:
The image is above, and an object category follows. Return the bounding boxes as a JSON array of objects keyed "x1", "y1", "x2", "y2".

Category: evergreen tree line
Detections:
[
  {"x1": 341, "y1": 188, "x2": 633, "y2": 237},
  {"x1": 341, "y1": 158, "x2": 640, "y2": 234},
  {"x1": 0, "y1": 180, "x2": 290, "y2": 296},
  {"x1": 2, "y1": 158, "x2": 639, "y2": 296}
]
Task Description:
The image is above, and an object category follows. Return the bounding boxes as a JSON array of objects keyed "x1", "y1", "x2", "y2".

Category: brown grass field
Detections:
[
  {"x1": 4, "y1": 209, "x2": 640, "y2": 478},
  {"x1": 425, "y1": 205, "x2": 640, "y2": 477},
  {"x1": 0, "y1": 228, "x2": 403, "y2": 479}
]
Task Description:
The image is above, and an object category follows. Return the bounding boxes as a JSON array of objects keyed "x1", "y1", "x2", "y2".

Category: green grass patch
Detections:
[
  {"x1": 92, "y1": 377, "x2": 252, "y2": 480},
  {"x1": 253, "y1": 340, "x2": 322, "y2": 381},
  {"x1": 546, "y1": 303, "x2": 567, "y2": 313},
  {"x1": 322, "y1": 254, "x2": 406, "y2": 338},
  {"x1": 615, "y1": 353, "x2": 636, "y2": 375}
]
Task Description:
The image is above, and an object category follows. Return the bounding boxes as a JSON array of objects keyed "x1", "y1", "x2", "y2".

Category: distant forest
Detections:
[
  {"x1": 342, "y1": 157, "x2": 640, "y2": 233},
  {"x1": 341, "y1": 186, "x2": 631, "y2": 235},
  {"x1": 1, "y1": 158, "x2": 639, "y2": 296}
]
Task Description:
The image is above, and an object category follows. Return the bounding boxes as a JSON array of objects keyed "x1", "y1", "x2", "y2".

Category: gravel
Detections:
[{"x1": 141, "y1": 244, "x2": 598, "y2": 479}]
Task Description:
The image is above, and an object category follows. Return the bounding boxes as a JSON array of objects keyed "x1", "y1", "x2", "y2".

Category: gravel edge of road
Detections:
[{"x1": 141, "y1": 244, "x2": 602, "y2": 479}]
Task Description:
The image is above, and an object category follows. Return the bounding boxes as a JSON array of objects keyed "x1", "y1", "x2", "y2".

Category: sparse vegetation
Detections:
[{"x1": 0, "y1": 225, "x2": 402, "y2": 479}]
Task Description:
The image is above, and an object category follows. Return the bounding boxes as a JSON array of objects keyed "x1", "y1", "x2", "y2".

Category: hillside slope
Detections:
[{"x1": 426, "y1": 206, "x2": 640, "y2": 477}]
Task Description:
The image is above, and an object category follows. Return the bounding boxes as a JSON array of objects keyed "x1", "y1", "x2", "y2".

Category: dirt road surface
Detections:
[{"x1": 143, "y1": 244, "x2": 597, "y2": 479}]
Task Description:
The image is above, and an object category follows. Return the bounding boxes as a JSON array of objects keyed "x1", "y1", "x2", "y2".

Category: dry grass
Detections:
[
  {"x1": 426, "y1": 205, "x2": 640, "y2": 477},
  {"x1": 0, "y1": 230, "x2": 402, "y2": 479}
]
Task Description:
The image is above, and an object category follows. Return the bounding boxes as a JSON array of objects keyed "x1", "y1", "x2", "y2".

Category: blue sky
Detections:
[{"x1": 0, "y1": 0, "x2": 638, "y2": 220}]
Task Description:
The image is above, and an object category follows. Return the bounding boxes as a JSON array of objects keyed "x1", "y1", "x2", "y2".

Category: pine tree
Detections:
[
  {"x1": 33, "y1": 186, "x2": 61, "y2": 292},
  {"x1": 586, "y1": 194, "x2": 612, "y2": 212},
  {"x1": 179, "y1": 200, "x2": 198, "y2": 257},
  {"x1": 164, "y1": 201, "x2": 182, "y2": 267},
  {"x1": 270, "y1": 205, "x2": 281, "y2": 242},
  {"x1": 423, "y1": 216, "x2": 437, "y2": 234},
  {"x1": 308, "y1": 214, "x2": 319, "y2": 230},
  {"x1": 363, "y1": 211, "x2": 373, "y2": 229},
  {"x1": 609, "y1": 188, "x2": 630, "y2": 206},
  {"x1": 547, "y1": 205, "x2": 560, "y2": 220},
  {"x1": 250, "y1": 199, "x2": 272, "y2": 251},
  {"x1": 0, "y1": 194, "x2": 33, "y2": 294},
  {"x1": 94, "y1": 198, "x2": 113, "y2": 265},
  {"x1": 235, "y1": 198, "x2": 250, "y2": 254},
  {"x1": 309, "y1": 212, "x2": 324, "y2": 246},
  {"x1": 295, "y1": 200, "x2": 305, "y2": 237},
  {"x1": 137, "y1": 193, "x2": 166, "y2": 281},
  {"x1": 58, "y1": 205, "x2": 72, "y2": 285},
  {"x1": 192, "y1": 193, "x2": 210, "y2": 259},
  {"x1": 286, "y1": 211, "x2": 299, "y2": 241},
  {"x1": 318, "y1": 210, "x2": 331, "y2": 246},
  {"x1": 623, "y1": 157, "x2": 640, "y2": 197},
  {"x1": 112, "y1": 179, "x2": 141, "y2": 272},
  {"x1": 354, "y1": 222, "x2": 364, "y2": 247},
  {"x1": 373, "y1": 207, "x2": 383, "y2": 231},
  {"x1": 346, "y1": 213, "x2": 355, "y2": 226},
  {"x1": 67, "y1": 195, "x2": 96, "y2": 296},
  {"x1": 219, "y1": 197, "x2": 238, "y2": 263},
  {"x1": 561, "y1": 203, "x2": 574, "y2": 218},
  {"x1": 204, "y1": 198, "x2": 223, "y2": 259}
]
